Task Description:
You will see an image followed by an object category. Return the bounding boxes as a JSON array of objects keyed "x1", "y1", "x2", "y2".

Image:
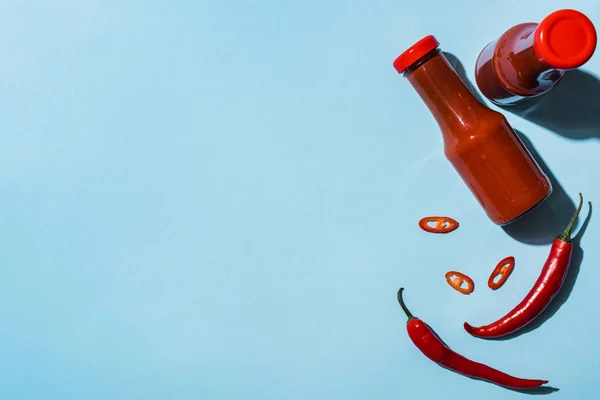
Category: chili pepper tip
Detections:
[{"x1": 463, "y1": 321, "x2": 475, "y2": 334}]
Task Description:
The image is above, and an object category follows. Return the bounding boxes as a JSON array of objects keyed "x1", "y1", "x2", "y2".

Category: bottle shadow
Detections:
[
  {"x1": 501, "y1": 131, "x2": 577, "y2": 246},
  {"x1": 445, "y1": 51, "x2": 600, "y2": 140},
  {"x1": 503, "y1": 70, "x2": 600, "y2": 140},
  {"x1": 444, "y1": 52, "x2": 487, "y2": 105},
  {"x1": 489, "y1": 201, "x2": 591, "y2": 341},
  {"x1": 442, "y1": 52, "x2": 578, "y2": 245}
]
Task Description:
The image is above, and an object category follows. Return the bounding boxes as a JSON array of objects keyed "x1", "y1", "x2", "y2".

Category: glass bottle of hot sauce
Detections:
[
  {"x1": 394, "y1": 35, "x2": 552, "y2": 225},
  {"x1": 475, "y1": 9, "x2": 597, "y2": 105}
]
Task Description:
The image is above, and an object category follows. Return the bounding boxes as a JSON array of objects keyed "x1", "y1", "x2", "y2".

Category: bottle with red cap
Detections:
[
  {"x1": 394, "y1": 35, "x2": 551, "y2": 225},
  {"x1": 475, "y1": 9, "x2": 597, "y2": 105}
]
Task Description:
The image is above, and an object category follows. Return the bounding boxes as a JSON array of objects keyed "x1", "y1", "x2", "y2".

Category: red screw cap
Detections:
[
  {"x1": 534, "y1": 9, "x2": 597, "y2": 69},
  {"x1": 393, "y1": 35, "x2": 440, "y2": 74}
]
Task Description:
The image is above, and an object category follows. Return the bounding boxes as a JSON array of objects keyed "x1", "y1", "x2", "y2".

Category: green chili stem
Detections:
[
  {"x1": 557, "y1": 193, "x2": 584, "y2": 242},
  {"x1": 397, "y1": 288, "x2": 416, "y2": 321}
]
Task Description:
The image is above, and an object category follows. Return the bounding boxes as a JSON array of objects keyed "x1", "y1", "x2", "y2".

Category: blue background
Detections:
[{"x1": 0, "y1": 1, "x2": 598, "y2": 399}]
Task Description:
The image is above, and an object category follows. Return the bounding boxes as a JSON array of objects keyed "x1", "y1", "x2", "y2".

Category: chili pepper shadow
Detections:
[
  {"x1": 501, "y1": 131, "x2": 577, "y2": 245},
  {"x1": 491, "y1": 201, "x2": 591, "y2": 341},
  {"x1": 501, "y1": 70, "x2": 600, "y2": 140},
  {"x1": 507, "y1": 386, "x2": 559, "y2": 395}
]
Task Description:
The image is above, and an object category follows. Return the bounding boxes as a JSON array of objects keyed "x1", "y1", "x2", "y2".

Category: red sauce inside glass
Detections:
[
  {"x1": 475, "y1": 9, "x2": 597, "y2": 105},
  {"x1": 395, "y1": 36, "x2": 552, "y2": 225}
]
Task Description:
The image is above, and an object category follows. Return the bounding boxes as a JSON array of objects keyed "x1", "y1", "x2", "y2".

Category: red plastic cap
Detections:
[
  {"x1": 534, "y1": 9, "x2": 597, "y2": 69},
  {"x1": 393, "y1": 35, "x2": 440, "y2": 74}
]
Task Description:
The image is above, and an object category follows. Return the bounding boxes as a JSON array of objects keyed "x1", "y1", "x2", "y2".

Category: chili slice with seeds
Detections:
[
  {"x1": 488, "y1": 256, "x2": 515, "y2": 290},
  {"x1": 445, "y1": 271, "x2": 474, "y2": 295},
  {"x1": 418, "y1": 216, "x2": 459, "y2": 234}
]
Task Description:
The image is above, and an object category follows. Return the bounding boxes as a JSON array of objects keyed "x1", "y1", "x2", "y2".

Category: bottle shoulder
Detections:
[
  {"x1": 441, "y1": 107, "x2": 509, "y2": 148},
  {"x1": 491, "y1": 23, "x2": 561, "y2": 96},
  {"x1": 442, "y1": 102, "x2": 505, "y2": 131}
]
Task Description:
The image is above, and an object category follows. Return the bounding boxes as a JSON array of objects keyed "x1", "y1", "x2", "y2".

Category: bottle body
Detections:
[
  {"x1": 475, "y1": 9, "x2": 597, "y2": 105},
  {"x1": 443, "y1": 113, "x2": 551, "y2": 225},
  {"x1": 399, "y1": 42, "x2": 551, "y2": 225}
]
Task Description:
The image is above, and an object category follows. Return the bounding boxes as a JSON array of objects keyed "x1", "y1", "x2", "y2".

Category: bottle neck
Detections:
[
  {"x1": 496, "y1": 24, "x2": 561, "y2": 95},
  {"x1": 405, "y1": 51, "x2": 489, "y2": 137}
]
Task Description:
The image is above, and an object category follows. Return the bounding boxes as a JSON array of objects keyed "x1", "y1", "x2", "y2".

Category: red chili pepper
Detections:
[
  {"x1": 397, "y1": 288, "x2": 548, "y2": 389},
  {"x1": 488, "y1": 256, "x2": 515, "y2": 290},
  {"x1": 418, "y1": 216, "x2": 459, "y2": 234},
  {"x1": 445, "y1": 271, "x2": 475, "y2": 295},
  {"x1": 465, "y1": 193, "x2": 584, "y2": 338}
]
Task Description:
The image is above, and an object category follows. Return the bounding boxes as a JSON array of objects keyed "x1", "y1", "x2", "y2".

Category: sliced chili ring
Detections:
[
  {"x1": 418, "y1": 216, "x2": 459, "y2": 234},
  {"x1": 444, "y1": 271, "x2": 474, "y2": 295},
  {"x1": 488, "y1": 256, "x2": 515, "y2": 290}
]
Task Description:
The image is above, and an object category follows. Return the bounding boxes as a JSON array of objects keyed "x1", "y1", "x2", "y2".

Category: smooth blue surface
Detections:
[{"x1": 0, "y1": 1, "x2": 599, "y2": 399}]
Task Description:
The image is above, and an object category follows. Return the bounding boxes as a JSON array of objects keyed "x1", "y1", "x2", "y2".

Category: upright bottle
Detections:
[
  {"x1": 393, "y1": 35, "x2": 552, "y2": 225},
  {"x1": 475, "y1": 9, "x2": 597, "y2": 105}
]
